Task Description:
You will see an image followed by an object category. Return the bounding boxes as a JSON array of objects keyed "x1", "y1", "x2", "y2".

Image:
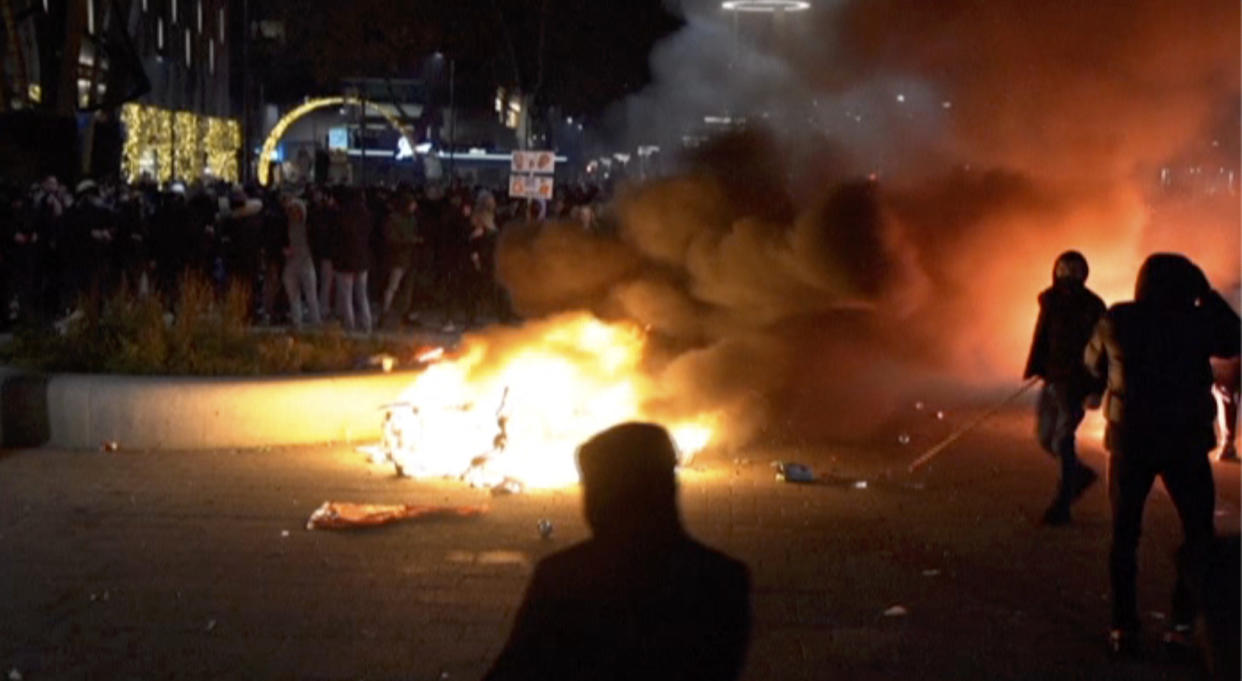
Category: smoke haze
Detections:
[{"x1": 493, "y1": 0, "x2": 1239, "y2": 447}]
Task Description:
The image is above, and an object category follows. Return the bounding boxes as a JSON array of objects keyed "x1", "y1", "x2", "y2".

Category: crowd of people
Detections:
[{"x1": 0, "y1": 175, "x2": 606, "y2": 333}]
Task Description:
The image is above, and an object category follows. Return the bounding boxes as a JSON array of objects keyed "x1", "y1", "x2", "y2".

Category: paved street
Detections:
[{"x1": 2, "y1": 407, "x2": 1238, "y2": 681}]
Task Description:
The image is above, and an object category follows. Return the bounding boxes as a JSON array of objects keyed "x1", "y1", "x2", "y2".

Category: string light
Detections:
[
  {"x1": 257, "y1": 96, "x2": 416, "y2": 185},
  {"x1": 173, "y1": 110, "x2": 198, "y2": 181},
  {"x1": 120, "y1": 103, "x2": 240, "y2": 184}
]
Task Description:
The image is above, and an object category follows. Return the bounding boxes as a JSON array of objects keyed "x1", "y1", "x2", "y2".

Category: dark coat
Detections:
[
  {"x1": 1086, "y1": 289, "x2": 1240, "y2": 454},
  {"x1": 307, "y1": 202, "x2": 338, "y2": 263},
  {"x1": 1024, "y1": 281, "x2": 1106, "y2": 396},
  {"x1": 483, "y1": 533, "x2": 751, "y2": 681},
  {"x1": 335, "y1": 205, "x2": 372, "y2": 273}
]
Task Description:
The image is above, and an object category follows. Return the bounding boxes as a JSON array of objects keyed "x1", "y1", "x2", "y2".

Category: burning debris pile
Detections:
[{"x1": 370, "y1": 313, "x2": 716, "y2": 491}]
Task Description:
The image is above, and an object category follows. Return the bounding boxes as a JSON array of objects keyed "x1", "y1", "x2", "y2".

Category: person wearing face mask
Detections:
[{"x1": 1023, "y1": 250, "x2": 1107, "y2": 526}]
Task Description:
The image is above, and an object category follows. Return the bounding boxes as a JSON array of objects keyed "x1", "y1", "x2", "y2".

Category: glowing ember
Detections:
[{"x1": 378, "y1": 314, "x2": 719, "y2": 489}]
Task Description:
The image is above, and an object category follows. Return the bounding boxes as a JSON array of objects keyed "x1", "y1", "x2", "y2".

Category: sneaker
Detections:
[
  {"x1": 1161, "y1": 625, "x2": 1195, "y2": 664},
  {"x1": 1108, "y1": 628, "x2": 1142, "y2": 658},
  {"x1": 1042, "y1": 505, "x2": 1071, "y2": 527},
  {"x1": 1072, "y1": 465, "x2": 1100, "y2": 501}
]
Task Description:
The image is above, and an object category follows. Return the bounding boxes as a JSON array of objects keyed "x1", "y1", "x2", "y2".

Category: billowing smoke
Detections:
[{"x1": 495, "y1": 0, "x2": 1239, "y2": 448}]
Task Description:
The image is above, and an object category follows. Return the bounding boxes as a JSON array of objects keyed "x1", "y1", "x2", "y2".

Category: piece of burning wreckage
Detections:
[{"x1": 367, "y1": 386, "x2": 526, "y2": 494}]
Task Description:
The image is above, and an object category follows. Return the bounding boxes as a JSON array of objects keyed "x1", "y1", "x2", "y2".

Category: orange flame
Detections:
[{"x1": 385, "y1": 314, "x2": 718, "y2": 488}]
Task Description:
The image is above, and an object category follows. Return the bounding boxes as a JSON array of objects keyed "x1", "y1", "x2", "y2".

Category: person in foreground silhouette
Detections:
[
  {"x1": 1084, "y1": 254, "x2": 1240, "y2": 658},
  {"x1": 483, "y1": 422, "x2": 751, "y2": 681}
]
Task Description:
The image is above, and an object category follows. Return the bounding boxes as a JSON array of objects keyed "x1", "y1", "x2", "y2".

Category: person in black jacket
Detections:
[
  {"x1": 1084, "y1": 253, "x2": 1241, "y2": 658},
  {"x1": 333, "y1": 188, "x2": 372, "y2": 333},
  {"x1": 1023, "y1": 250, "x2": 1107, "y2": 525},
  {"x1": 483, "y1": 423, "x2": 751, "y2": 681}
]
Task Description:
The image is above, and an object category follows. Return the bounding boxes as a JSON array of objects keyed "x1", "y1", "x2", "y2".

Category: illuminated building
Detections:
[{"x1": 0, "y1": 0, "x2": 237, "y2": 182}]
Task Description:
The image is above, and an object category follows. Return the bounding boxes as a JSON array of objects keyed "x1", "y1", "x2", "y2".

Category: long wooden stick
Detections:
[{"x1": 907, "y1": 377, "x2": 1041, "y2": 473}]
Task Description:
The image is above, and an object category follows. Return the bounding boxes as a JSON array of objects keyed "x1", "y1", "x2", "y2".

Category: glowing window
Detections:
[
  {"x1": 197, "y1": 0, "x2": 202, "y2": 31},
  {"x1": 185, "y1": 29, "x2": 192, "y2": 66},
  {"x1": 157, "y1": 18, "x2": 164, "y2": 49},
  {"x1": 218, "y1": 8, "x2": 225, "y2": 42},
  {"x1": 170, "y1": 0, "x2": 177, "y2": 24},
  {"x1": 209, "y1": 39, "x2": 215, "y2": 74},
  {"x1": 86, "y1": 0, "x2": 95, "y2": 34}
]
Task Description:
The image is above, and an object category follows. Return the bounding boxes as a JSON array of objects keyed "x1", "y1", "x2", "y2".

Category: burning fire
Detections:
[{"x1": 378, "y1": 313, "x2": 718, "y2": 489}]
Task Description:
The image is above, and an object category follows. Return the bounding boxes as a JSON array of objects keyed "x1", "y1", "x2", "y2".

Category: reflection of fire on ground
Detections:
[{"x1": 371, "y1": 313, "x2": 717, "y2": 491}]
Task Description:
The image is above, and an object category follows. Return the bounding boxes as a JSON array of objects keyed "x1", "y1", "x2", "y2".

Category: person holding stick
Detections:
[{"x1": 1023, "y1": 250, "x2": 1107, "y2": 526}]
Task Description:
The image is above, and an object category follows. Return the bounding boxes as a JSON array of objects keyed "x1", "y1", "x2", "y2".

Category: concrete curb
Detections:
[{"x1": 1, "y1": 367, "x2": 421, "y2": 450}]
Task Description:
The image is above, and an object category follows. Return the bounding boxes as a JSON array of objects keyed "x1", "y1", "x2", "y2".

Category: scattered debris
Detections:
[
  {"x1": 205, "y1": 619, "x2": 217, "y2": 632},
  {"x1": 100, "y1": 441, "x2": 119, "y2": 452},
  {"x1": 280, "y1": 530, "x2": 290, "y2": 538},
  {"x1": 935, "y1": 411, "x2": 945, "y2": 420},
  {"x1": 491, "y1": 478, "x2": 525, "y2": 496},
  {"x1": 883, "y1": 605, "x2": 908, "y2": 617},
  {"x1": 922, "y1": 569, "x2": 941, "y2": 577},
  {"x1": 305, "y1": 502, "x2": 488, "y2": 530},
  {"x1": 1149, "y1": 611, "x2": 1166, "y2": 620},
  {"x1": 853, "y1": 480, "x2": 869, "y2": 490},
  {"x1": 914, "y1": 401, "x2": 925, "y2": 411},
  {"x1": 366, "y1": 353, "x2": 397, "y2": 372},
  {"x1": 772, "y1": 462, "x2": 815, "y2": 483},
  {"x1": 537, "y1": 519, "x2": 554, "y2": 539},
  {"x1": 897, "y1": 433, "x2": 911, "y2": 445},
  {"x1": 477, "y1": 551, "x2": 528, "y2": 566},
  {"x1": 9, "y1": 668, "x2": 22, "y2": 681}
]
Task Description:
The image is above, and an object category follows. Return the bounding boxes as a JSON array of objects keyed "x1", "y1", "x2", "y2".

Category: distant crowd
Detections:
[{"x1": 0, "y1": 175, "x2": 607, "y2": 333}]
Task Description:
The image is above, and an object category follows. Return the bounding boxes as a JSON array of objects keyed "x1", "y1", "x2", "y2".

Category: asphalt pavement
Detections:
[{"x1": 1, "y1": 407, "x2": 1238, "y2": 681}]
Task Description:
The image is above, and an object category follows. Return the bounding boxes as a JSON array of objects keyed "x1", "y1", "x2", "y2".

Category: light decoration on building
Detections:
[
  {"x1": 257, "y1": 96, "x2": 417, "y2": 185},
  {"x1": 173, "y1": 110, "x2": 199, "y2": 180},
  {"x1": 121, "y1": 103, "x2": 240, "y2": 184},
  {"x1": 204, "y1": 117, "x2": 241, "y2": 181}
]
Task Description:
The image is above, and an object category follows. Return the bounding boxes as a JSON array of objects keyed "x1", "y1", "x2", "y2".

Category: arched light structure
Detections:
[
  {"x1": 721, "y1": 0, "x2": 810, "y2": 11},
  {"x1": 257, "y1": 96, "x2": 418, "y2": 186}
]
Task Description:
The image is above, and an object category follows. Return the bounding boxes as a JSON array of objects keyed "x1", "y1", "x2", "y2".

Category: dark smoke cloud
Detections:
[{"x1": 496, "y1": 0, "x2": 1239, "y2": 447}]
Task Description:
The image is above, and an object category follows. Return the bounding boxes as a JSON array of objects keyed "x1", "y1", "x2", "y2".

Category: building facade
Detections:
[{"x1": 0, "y1": 0, "x2": 239, "y2": 183}]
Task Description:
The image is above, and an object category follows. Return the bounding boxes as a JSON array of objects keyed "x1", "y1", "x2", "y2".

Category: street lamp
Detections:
[{"x1": 720, "y1": 0, "x2": 810, "y2": 11}]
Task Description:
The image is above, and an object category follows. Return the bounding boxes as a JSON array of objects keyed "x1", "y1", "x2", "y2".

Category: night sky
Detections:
[{"x1": 263, "y1": 0, "x2": 685, "y2": 116}]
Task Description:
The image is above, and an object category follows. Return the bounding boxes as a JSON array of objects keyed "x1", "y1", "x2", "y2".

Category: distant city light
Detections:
[
  {"x1": 896, "y1": 93, "x2": 905, "y2": 103},
  {"x1": 721, "y1": 0, "x2": 811, "y2": 11}
]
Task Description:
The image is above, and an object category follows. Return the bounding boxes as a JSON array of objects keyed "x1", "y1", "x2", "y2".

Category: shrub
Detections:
[{"x1": 0, "y1": 275, "x2": 423, "y2": 376}]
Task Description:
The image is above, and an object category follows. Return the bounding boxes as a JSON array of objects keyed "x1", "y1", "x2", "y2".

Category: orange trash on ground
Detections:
[{"x1": 306, "y1": 502, "x2": 488, "y2": 530}]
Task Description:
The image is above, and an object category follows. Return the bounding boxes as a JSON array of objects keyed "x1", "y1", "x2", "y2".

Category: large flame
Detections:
[{"x1": 382, "y1": 313, "x2": 718, "y2": 489}]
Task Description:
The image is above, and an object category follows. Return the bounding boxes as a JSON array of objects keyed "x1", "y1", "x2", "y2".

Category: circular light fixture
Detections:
[{"x1": 721, "y1": 0, "x2": 811, "y2": 12}]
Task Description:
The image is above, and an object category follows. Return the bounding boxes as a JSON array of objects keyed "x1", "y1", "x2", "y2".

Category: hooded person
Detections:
[
  {"x1": 483, "y1": 423, "x2": 751, "y2": 681},
  {"x1": 1023, "y1": 250, "x2": 1107, "y2": 525},
  {"x1": 1084, "y1": 253, "x2": 1241, "y2": 658}
]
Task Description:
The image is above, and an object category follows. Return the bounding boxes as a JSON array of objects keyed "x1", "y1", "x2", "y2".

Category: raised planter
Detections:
[{"x1": 0, "y1": 367, "x2": 420, "y2": 450}]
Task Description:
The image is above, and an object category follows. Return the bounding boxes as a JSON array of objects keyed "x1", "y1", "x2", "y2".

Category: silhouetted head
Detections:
[
  {"x1": 1135, "y1": 253, "x2": 1209, "y2": 310},
  {"x1": 1052, "y1": 250, "x2": 1089, "y2": 286},
  {"x1": 576, "y1": 422, "x2": 681, "y2": 540}
]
